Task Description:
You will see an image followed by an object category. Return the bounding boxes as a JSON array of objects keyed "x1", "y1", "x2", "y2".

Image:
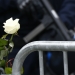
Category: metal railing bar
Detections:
[
  {"x1": 63, "y1": 51, "x2": 69, "y2": 75},
  {"x1": 39, "y1": 51, "x2": 44, "y2": 75},
  {"x1": 12, "y1": 41, "x2": 75, "y2": 75}
]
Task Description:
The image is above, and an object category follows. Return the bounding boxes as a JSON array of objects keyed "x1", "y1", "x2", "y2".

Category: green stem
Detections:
[
  {"x1": 9, "y1": 34, "x2": 14, "y2": 42},
  {"x1": 5, "y1": 51, "x2": 9, "y2": 67},
  {"x1": 5, "y1": 34, "x2": 14, "y2": 67}
]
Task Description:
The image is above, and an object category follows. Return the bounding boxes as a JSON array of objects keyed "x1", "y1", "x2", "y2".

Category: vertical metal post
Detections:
[
  {"x1": 63, "y1": 51, "x2": 69, "y2": 75},
  {"x1": 39, "y1": 51, "x2": 44, "y2": 75}
]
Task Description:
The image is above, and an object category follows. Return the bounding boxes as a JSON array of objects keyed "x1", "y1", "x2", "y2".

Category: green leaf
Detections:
[
  {"x1": 2, "y1": 50, "x2": 8, "y2": 57},
  {"x1": 5, "y1": 67, "x2": 12, "y2": 74},
  {"x1": 0, "y1": 39, "x2": 8, "y2": 46},
  {"x1": 0, "y1": 60, "x2": 5, "y2": 67},
  {"x1": 5, "y1": 67, "x2": 24, "y2": 74},
  {"x1": 0, "y1": 50, "x2": 8, "y2": 60},
  {"x1": 9, "y1": 42, "x2": 14, "y2": 52},
  {"x1": 0, "y1": 47, "x2": 5, "y2": 51}
]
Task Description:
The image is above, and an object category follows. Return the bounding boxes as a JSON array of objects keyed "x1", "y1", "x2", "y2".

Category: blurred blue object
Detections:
[
  {"x1": 47, "y1": 52, "x2": 52, "y2": 60},
  {"x1": 46, "y1": 52, "x2": 52, "y2": 65}
]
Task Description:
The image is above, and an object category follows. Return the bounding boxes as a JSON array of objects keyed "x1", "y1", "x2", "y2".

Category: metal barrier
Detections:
[{"x1": 12, "y1": 41, "x2": 75, "y2": 75}]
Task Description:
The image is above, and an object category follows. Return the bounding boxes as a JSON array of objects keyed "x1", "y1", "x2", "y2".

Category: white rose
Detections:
[{"x1": 3, "y1": 17, "x2": 20, "y2": 34}]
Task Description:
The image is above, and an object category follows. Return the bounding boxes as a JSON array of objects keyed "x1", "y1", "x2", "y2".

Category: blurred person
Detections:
[{"x1": 0, "y1": 0, "x2": 75, "y2": 75}]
